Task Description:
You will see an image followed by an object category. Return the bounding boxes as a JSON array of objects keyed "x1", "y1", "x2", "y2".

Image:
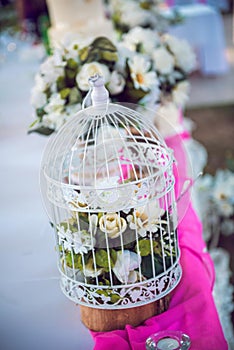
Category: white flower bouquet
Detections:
[
  {"x1": 29, "y1": 30, "x2": 196, "y2": 136},
  {"x1": 108, "y1": 0, "x2": 184, "y2": 36}
]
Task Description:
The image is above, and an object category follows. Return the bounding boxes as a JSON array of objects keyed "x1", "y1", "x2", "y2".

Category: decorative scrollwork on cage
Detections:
[{"x1": 41, "y1": 77, "x2": 182, "y2": 312}]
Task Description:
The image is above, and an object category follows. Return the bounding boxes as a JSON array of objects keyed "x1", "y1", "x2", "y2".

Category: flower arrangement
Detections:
[
  {"x1": 29, "y1": 29, "x2": 196, "y2": 136},
  {"x1": 196, "y1": 169, "x2": 234, "y2": 241},
  {"x1": 107, "y1": 0, "x2": 184, "y2": 36},
  {"x1": 57, "y1": 197, "x2": 178, "y2": 305}
]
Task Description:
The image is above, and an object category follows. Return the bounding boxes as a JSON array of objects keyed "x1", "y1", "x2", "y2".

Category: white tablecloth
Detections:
[
  {"x1": 0, "y1": 40, "x2": 93, "y2": 350},
  {"x1": 167, "y1": 4, "x2": 229, "y2": 75}
]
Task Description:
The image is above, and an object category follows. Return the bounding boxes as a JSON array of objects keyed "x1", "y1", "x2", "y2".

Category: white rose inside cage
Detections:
[{"x1": 41, "y1": 88, "x2": 182, "y2": 311}]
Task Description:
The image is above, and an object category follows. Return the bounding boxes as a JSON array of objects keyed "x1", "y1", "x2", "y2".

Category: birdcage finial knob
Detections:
[{"x1": 88, "y1": 74, "x2": 109, "y2": 107}]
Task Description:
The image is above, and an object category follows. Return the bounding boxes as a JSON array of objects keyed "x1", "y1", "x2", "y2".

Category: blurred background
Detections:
[{"x1": 0, "y1": 0, "x2": 233, "y2": 348}]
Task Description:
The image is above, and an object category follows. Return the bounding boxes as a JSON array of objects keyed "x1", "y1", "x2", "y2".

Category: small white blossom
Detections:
[
  {"x1": 163, "y1": 34, "x2": 196, "y2": 73},
  {"x1": 116, "y1": 44, "x2": 135, "y2": 73},
  {"x1": 65, "y1": 103, "x2": 82, "y2": 116},
  {"x1": 217, "y1": 202, "x2": 234, "y2": 217},
  {"x1": 76, "y1": 62, "x2": 111, "y2": 91},
  {"x1": 212, "y1": 169, "x2": 234, "y2": 217},
  {"x1": 213, "y1": 170, "x2": 234, "y2": 201},
  {"x1": 57, "y1": 226, "x2": 94, "y2": 254},
  {"x1": 122, "y1": 27, "x2": 159, "y2": 54},
  {"x1": 40, "y1": 56, "x2": 64, "y2": 84},
  {"x1": 128, "y1": 55, "x2": 158, "y2": 92},
  {"x1": 73, "y1": 230, "x2": 95, "y2": 254},
  {"x1": 30, "y1": 87, "x2": 47, "y2": 109},
  {"x1": 172, "y1": 81, "x2": 190, "y2": 107},
  {"x1": 43, "y1": 111, "x2": 65, "y2": 131},
  {"x1": 221, "y1": 219, "x2": 234, "y2": 235},
  {"x1": 57, "y1": 226, "x2": 73, "y2": 251},
  {"x1": 63, "y1": 42, "x2": 80, "y2": 61},
  {"x1": 196, "y1": 173, "x2": 213, "y2": 191},
  {"x1": 113, "y1": 250, "x2": 141, "y2": 284},
  {"x1": 117, "y1": 1, "x2": 151, "y2": 28},
  {"x1": 152, "y1": 46, "x2": 175, "y2": 75},
  {"x1": 44, "y1": 93, "x2": 65, "y2": 114},
  {"x1": 108, "y1": 71, "x2": 125, "y2": 95},
  {"x1": 34, "y1": 73, "x2": 48, "y2": 91},
  {"x1": 127, "y1": 199, "x2": 165, "y2": 237}
]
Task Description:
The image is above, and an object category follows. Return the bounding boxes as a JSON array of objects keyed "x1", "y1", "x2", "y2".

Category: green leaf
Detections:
[
  {"x1": 66, "y1": 68, "x2": 77, "y2": 80},
  {"x1": 67, "y1": 58, "x2": 78, "y2": 70},
  {"x1": 82, "y1": 36, "x2": 118, "y2": 65},
  {"x1": 140, "y1": 1, "x2": 151, "y2": 10},
  {"x1": 110, "y1": 249, "x2": 117, "y2": 265},
  {"x1": 60, "y1": 87, "x2": 71, "y2": 100},
  {"x1": 56, "y1": 76, "x2": 66, "y2": 91},
  {"x1": 96, "y1": 289, "x2": 109, "y2": 297},
  {"x1": 141, "y1": 255, "x2": 164, "y2": 278},
  {"x1": 65, "y1": 252, "x2": 83, "y2": 269},
  {"x1": 153, "y1": 241, "x2": 162, "y2": 256},
  {"x1": 124, "y1": 79, "x2": 148, "y2": 103},
  {"x1": 102, "y1": 278, "x2": 111, "y2": 286},
  {"x1": 91, "y1": 37, "x2": 117, "y2": 53},
  {"x1": 69, "y1": 87, "x2": 82, "y2": 104},
  {"x1": 95, "y1": 249, "x2": 109, "y2": 268},
  {"x1": 36, "y1": 107, "x2": 46, "y2": 119},
  {"x1": 85, "y1": 49, "x2": 101, "y2": 64},
  {"x1": 110, "y1": 293, "x2": 120, "y2": 303},
  {"x1": 79, "y1": 46, "x2": 89, "y2": 62},
  {"x1": 28, "y1": 119, "x2": 39, "y2": 129},
  {"x1": 101, "y1": 50, "x2": 118, "y2": 62},
  {"x1": 27, "y1": 125, "x2": 54, "y2": 136},
  {"x1": 58, "y1": 217, "x2": 78, "y2": 233},
  {"x1": 78, "y1": 212, "x2": 89, "y2": 224},
  {"x1": 137, "y1": 239, "x2": 151, "y2": 256}
]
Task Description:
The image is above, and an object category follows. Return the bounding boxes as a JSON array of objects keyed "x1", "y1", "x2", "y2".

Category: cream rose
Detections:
[
  {"x1": 76, "y1": 62, "x2": 111, "y2": 91},
  {"x1": 99, "y1": 213, "x2": 127, "y2": 239}
]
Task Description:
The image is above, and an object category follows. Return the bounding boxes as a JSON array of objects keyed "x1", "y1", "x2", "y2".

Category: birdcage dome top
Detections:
[{"x1": 41, "y1": 77, "x2": 175, "y2": 213}]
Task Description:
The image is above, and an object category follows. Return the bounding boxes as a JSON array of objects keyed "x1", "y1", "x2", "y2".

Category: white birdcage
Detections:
[{"x1": 40, "y1": 75, "x2": 182, "y2": 330}]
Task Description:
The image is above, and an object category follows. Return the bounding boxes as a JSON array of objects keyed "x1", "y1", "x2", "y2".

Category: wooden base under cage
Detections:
[{"x1": 80, "y1": 294, "x2": 171, "y2": 332}]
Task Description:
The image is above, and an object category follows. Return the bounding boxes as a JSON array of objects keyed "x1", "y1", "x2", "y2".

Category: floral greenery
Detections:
[
  {"x1": 107, "y1": 0, "x2": 184, "y2": 37},
  {"x1": 57, "y1": 205, "x2": 177, "y2": 304},
  {"x1": 29, "y1": 30, "x2": 196, "y2": 135}
]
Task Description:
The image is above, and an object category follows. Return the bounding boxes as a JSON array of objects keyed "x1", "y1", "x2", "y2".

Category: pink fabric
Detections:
[
  {"x1": 166, "y1": 132, "x2": 191, "y2": 224},
  {"x1": 90, "y1": 127, "x2": 227, "y2": 349},
  {"x1": 91, "y1": 204, "x2": 227, "y2": 349},
  {"x1": 165, "y1": 0, "x2": 175, "y2": 7}
]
